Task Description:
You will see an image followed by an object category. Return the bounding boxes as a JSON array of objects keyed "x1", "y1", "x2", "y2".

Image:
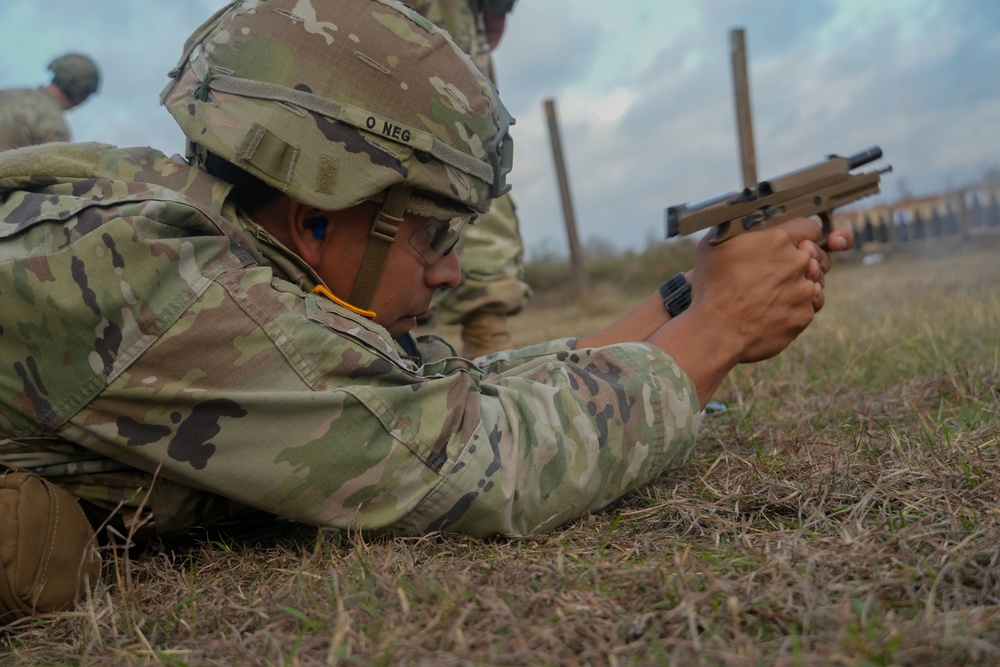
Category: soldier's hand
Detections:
[
  {"x1": 799, "y1": 223, "x2": 854, "y2": 311},
  {"x1": 641, "y1": 217, "x2": 827, "y2": 407},
  {"x1": 689, "y1": 217, "x2": 824, "y2": 363}
]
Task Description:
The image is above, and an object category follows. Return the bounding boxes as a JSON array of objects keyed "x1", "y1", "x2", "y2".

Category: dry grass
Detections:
[{"x1": 4, "y1": 236, "x2": 999, "y2": 666}]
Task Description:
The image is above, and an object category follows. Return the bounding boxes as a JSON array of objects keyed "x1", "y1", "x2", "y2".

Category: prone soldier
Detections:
[{"x1": 0, "y1": 0, "x2": 853, "y2": 622}]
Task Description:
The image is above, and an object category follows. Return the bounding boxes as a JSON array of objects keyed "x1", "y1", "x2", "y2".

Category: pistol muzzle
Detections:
[{"x1": 846, "y1": 146, "x2": 882, "y2": 169}]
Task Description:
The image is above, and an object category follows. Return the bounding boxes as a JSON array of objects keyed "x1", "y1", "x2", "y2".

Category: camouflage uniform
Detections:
[
  {"x1": 0, "y1": 87, "x2": 72, "y2": 151},
  {"x1": 0, "y1": 140, "x2": 700, "y2": 537},
  {"x1": 409, "y1": 0, "x2": 531, "y2": 344}
]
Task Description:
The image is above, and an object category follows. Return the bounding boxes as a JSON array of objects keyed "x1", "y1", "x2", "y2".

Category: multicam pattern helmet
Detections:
[
  {"x1": 160, "y1": 0, "x2": 514, "y2": 216},
  {"x1": 48, "y1": 53, "x2": 101, "y2": 99}
]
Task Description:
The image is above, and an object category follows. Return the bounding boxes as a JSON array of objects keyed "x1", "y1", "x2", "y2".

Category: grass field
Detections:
[{"x1": 4, "y1": 235, "x2": 999, "y2": 666}]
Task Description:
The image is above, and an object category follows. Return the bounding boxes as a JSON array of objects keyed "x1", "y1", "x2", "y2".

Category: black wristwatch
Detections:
[{"x1": 658, "y1": 272, "x2": 692, "y2": 318}]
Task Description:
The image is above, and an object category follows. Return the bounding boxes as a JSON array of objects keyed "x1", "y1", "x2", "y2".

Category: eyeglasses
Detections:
[
  {"x1": 407, "y1": 193, "x2": 477, "y2": 264},
  {"x1": 408, "y1": 214, "x2": 474, "y2": 264},
  {"x1": 367, "y1": 191, "x2": 478, "y2": 265}
]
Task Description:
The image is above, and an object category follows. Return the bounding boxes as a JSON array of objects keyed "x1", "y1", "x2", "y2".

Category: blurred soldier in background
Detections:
[
  {"x1": 408, "y1": 0, "x2": 531, "y2": 357},
  {"x1": 0, "y1": 53, "x2": 101, "y2": 151}
]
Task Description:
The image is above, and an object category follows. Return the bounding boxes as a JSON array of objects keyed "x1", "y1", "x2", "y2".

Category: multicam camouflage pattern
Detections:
[
  {"x1": 48, "y1": 53, "x2": 101, "y2": 99},
  {"x1": 161, "y1": 0, "x2": 511, "y2": 215},
  {"x1": 406, "y1": 0, "x2": 501, "y2": 79},
  {"x1": 408, "y1": 0, "x2": 529, "y2": 323},
  {"x1": 0, "y1": 88, "x2": 72, "y2": 151},
  {"x1": 0, "y1": 142, "x2": 701, "y2": 537}
]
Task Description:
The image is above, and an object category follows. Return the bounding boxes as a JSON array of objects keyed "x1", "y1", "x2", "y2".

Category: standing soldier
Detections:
[
  {"x1": 0, "y1": 53, "x2": 101, "y2": 151},
  {"x1": 408, "y1": 0, "x2": 531, "y2": 358}
]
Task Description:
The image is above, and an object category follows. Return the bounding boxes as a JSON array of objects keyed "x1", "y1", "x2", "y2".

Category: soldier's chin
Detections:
[{"x1": 387, "y1": 316, "x2": 417, "y2": 338}]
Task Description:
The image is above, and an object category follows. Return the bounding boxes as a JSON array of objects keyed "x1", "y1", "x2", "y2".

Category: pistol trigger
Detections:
[{"x1": 743, "y1": 211, "x2": 766, "y2": 231}]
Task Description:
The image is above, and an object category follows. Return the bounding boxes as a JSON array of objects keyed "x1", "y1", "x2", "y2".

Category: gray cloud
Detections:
[
  {"x1": 493, "y1": 0, "x2": 602, "y2": 109},
  {"x1": 1, "y1": 0, "x2": 995, "y2": 257},
  {"x1": 491, "y1": 1, "x2": 998, "y2": 257}
]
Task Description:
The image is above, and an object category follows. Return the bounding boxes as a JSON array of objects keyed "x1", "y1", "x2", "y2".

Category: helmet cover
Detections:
[{"x1": 160, "y1": 0, "x2": 514, "y2": 214}]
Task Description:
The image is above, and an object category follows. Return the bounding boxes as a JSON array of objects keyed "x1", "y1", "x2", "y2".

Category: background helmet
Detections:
[
  {"x1": 160, "y1": 0, "x2": 513, "y2": 215},
  {"x1": 48, "y1": 53, "x2": 101, "y2": 99}
]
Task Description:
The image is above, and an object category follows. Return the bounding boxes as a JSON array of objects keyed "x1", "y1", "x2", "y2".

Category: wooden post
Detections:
[
  {"x1": 730, "y1": 28, "x2": 757, "y2": 188},
  {"x1": 543, "y1": 98, "x2": 588, "y2": 309}
]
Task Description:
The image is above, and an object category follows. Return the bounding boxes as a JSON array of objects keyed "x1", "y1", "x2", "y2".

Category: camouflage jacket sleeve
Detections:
[
  {"x1": 417, "y1": 338, "x2": 702, "y2": 534},
  {"x1": 0, "y1": 145, "x2": 701, "y2": 537}
]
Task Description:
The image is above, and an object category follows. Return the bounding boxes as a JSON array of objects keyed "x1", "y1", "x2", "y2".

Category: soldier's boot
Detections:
[
  {"x1": 460, "y1": 311, "x2": 512, "y2": 358},
  {"x1": 0, "y1": 464, "x2": 102, "y2": 624}
]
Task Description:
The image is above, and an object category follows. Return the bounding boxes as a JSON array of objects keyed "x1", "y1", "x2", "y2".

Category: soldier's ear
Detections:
[{"x1": 286, "y1": 201, "x2": 331, "y2": 268}]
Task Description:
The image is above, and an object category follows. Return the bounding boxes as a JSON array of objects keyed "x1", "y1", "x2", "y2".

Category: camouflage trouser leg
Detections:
[
  {"x1": 60, "y1": 469, "x2": 258, "y2": 541},
  {"x1": 0, "y1": 437, "x2": 267, "y2": 549},
  {"x1": 432, "y1": 193, "x2": 531, "y2": 325}
]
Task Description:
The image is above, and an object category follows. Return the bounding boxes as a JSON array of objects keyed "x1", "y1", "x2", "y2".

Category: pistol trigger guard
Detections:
[
  {"x1": 709, "y1": 222, "x2": 734, "y2": 245},
  {"x1": 817, "y1": 211, "x2": 833, "y2": 250}
]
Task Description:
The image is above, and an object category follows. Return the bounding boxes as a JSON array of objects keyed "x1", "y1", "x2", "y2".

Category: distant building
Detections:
[
  {"x1": 830, "y1": 180, "x2": 999, "y2": 251},
  {"x1": 890, "y1": 193, "x2": 954, "y2": 241},
  {"x1": 834, "y1": 204, "x2": 892, "y2": 248},
  {"x1": 962, "y1": 182, "x2": 1000, "y2": 230}
]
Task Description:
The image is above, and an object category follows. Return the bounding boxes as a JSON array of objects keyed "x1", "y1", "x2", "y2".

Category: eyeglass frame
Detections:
[{"x1": 366, "y1": 190, "x2": 478, "y2": 264}]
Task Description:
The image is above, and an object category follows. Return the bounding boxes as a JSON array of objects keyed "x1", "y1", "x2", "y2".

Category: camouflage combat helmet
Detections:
[
  {"x1": 160, "y1": 0, "x2": 513, "y2": 216},
  {"x1": 48, "y1": 53, "x2": 101, "y2": 100}
]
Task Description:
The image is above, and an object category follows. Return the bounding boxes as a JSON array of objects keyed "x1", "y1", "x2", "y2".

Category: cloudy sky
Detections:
[{"x1": 1, "y1": 1, "x2": 996, "y2": 257}]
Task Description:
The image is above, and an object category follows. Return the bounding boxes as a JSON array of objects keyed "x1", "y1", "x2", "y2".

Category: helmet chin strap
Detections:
[{"x1": 348, "y1": 184, "x2": 413, "y2": 311}]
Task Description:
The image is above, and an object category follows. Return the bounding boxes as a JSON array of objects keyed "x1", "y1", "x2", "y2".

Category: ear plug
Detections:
[{"x1": 312, "y1": 217, "x2": 329, "y2": 239}]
